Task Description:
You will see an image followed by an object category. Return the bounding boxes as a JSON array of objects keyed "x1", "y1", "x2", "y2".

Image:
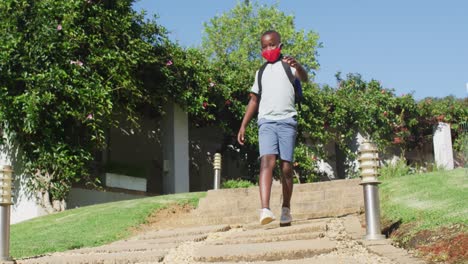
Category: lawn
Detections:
[
  {"x1": 380, "y1": 168, "x2": 467, "y2": 263},
  {"x1": 11, "y1": 192, "x2": 206, "y2": 259},
  {"x1": 380, "y1": 168, "x2": 467, "y2": 230}
]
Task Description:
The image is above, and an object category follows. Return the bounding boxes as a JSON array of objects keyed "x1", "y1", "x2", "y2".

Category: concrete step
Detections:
[
  {"x1": 198, "y1": 195, "x2": 362, "y2": 210},
  {"x1": 17, "y1": 249, "x2": 167, "y2": 264},
  {"x1": 217, "y1": 230, "x2": 325, "y2": 245},
  {"x1": 197, "y1": 179, "x2": 363, "y2": 212},
  {"x1": 190, "y1": 256, "x2": 392, "y2": 264},
  {"x1": 203, "y1": 179, "x2": 361, "y2": 198},
  {"x1": 174, "y1": 215, "x2": 259, "y2": 226},
  {"x1": 70, "y1": 240, "x2": 176, "y2": 254},
  {"x1": 211, "y1": 221, "x2": 327, "y2": 245},
  {"x1": 194, "y1": 199, "x2": 362, "y2": 221},
  {"x1": 203, "y1": 256, "x2": 387, "y2": 264},
  {"x1": 132, "y1": 224, "x2": 230, "y2": 240},
  {"x1": 198, "y1": 191, "x2": 362, "y2": 209},
  {"x1": 181, "y1": 208, "x2": 360, "y2": 226},
  {"x1": 193, "y1": 238, "x2": 337, "y2": 262}
]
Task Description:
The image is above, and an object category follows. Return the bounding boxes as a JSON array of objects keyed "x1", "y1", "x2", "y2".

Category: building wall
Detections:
[
  {"x1": 0, "y1": 141, "x2": 47, "y2": 224},
  {"x1": 107, "y1": 114, "x2": 163, "y2": 194},
  {"x1": 11, "y1": 177, "x2": 48, "y2": 224},
  {"x1": 67, "y1": 188, "x2": 145, "y2": 209},
  {"x1": 161, "y1": 102, "x2": 189, "y2": 194}
]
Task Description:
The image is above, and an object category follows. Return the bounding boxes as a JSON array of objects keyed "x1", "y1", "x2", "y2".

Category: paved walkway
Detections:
[
  {"x1": 12, "y1": 180, "x2": 428, "y2": 263},
  {"x1": 15, "y1": 215, "x2": 425, "y2": 264}
]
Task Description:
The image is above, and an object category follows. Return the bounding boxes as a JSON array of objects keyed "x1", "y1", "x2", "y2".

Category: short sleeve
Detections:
[
  {"x1": 291, "y1": 66, "x2": 297, "y2": 79},
  {"x1": 250, "y1": 70, "x2": 259, "y2": 95}
]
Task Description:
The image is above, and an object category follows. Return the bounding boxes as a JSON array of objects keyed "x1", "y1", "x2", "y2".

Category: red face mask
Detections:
[{"x1": 261, "y1": 47, "x2": 281, "y2": 63}]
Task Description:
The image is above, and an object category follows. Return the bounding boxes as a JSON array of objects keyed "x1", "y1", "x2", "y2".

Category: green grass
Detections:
[
  {"x1": 221, "y1": 179, "x2": 256, "y2": 189},
  {"x1": 380, "y1": 168, "x2": 467, "y2": 231},
  {"x1": 11, "y1": 192, "x2": 206, "y2": 259}
]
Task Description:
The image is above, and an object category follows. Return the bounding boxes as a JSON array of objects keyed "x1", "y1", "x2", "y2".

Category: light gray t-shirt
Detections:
[{"x1": 251, "y1": 61, "x2": 297, "y2": 120}]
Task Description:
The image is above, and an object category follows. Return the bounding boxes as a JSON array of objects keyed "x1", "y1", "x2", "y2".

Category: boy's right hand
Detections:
[{"x1": 237, "y1": 127, "x2": 246, "y2": 145}]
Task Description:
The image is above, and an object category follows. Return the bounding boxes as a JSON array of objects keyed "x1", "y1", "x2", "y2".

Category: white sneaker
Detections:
[
  {"x1": 280, "y1": 207, "x2": 292, "y2": 226},
  {"x1": 259, "y1": 208, "x2": 275, "y2": 225}
]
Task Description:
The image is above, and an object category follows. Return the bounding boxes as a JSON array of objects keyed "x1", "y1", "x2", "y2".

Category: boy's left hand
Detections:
[
  {"x1": 282, "y1": 55, "x2": 308, "y2": 82},
  {"x1": 282, "y1": 55, "x2": 299, "y2": 68}
]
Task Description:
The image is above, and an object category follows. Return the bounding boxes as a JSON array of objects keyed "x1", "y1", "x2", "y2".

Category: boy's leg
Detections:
[
  {"x1": 280, "y1": 160, "x2": 294, "y2": 208},
  {"x1": 259, "y1": 154, "x2": 276, "y2": 209},
  {"x1": 277, "y1": 116, "x2": 297, "y2": 226},
  {"x1": 258, "y1": 119, "x2": 278, "y2": 209},
  {"x1": 277, "y1": 116, "x2": 297, "y2": 208}
]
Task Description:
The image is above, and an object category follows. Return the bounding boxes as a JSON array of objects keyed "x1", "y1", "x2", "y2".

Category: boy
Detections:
[{"x1": 237, "y1": 30, "x2": 308, "y2": 226}]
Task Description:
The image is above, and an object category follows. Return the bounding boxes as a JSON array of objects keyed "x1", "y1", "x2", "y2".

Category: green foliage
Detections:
[
  {"x1": 11, "y1": 192, "x2": 206, "y2": 258},
  {"x1": 379, "y1": 157, "x2": 412, "y2": 179},
  {"x1": 201, "y1": 1, "x2": 321, "y2": 179},
  {"x1": 0, "y1": 0, "x2": 169, "y2": 206},
  {"x1": 27, "y1": 144, "x2": 92, "y2": 201},
  {"x1": 292, "y1": 143, "x2": 319, "y2": 183},
  {"x1": 221, "y1": 179, "x2": 256, "y2": 189},
  {"x1": 455, "y1": 125, "x2": 468, "y2": 166},
  {"x1": 322, "y1": 73, "x2": 419, "y2": 152},
  {"x1": 159, "y1": 45, "x2": 219, "y2": 123},
  {"x1": 417, "y1": 97, "x2": 468, "y2": 152},
  {"x1": 313, "y1": 74, "x2": 467, "y2": 168}
]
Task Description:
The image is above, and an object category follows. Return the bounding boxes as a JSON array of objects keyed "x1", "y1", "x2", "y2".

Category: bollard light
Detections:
[
  {"x1": 0, "y1": 165, "x2": 14, "y2": 262},
  {"x1": 0, "y1": 165, "x2": 13, "y2": 205},
  {"x1": 358, "y1": 142, "x2": 380, "y2": 183},
  {"x1": 358, "y1": 142, "x2": 385, "y2": 240},
  {"x1": 213, "y1": 153, "x2": 222, "y2": 190}
]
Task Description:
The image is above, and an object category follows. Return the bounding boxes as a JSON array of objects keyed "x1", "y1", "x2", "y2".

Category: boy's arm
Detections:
[
  {"x1": 294, "y1": 62, "x2": 308, "y2": 82},
  {"x1": 282, "y1": 56, "x2": 308, "y2": 82},
  {"x1": 237, "y1": 93, "x2": 259, "y2": 145}
]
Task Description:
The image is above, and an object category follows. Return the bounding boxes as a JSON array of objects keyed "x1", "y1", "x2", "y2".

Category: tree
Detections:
[
  {"x1": 201, "y1": 1, "x2": 321, "y2": 179},
  {"x1": 200, "y1": 1, "x2": 467, "y2": 180},
  {"x1": 0, "y1": 0, "x2": 169, "y2": 212}
]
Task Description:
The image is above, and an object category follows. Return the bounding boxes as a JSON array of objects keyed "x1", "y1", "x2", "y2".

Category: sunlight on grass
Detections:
[
  {"x1": 380, "y1": 168, "x2": 467, "y2": 230},
  {"x1": 11, "y1": 192, "x2": 205, "y2": 259}
]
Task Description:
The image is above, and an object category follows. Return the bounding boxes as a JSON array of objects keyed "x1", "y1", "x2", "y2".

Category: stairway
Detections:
[
  {"x1": 189, "y1": 178, "x2": 364, "y2": 225},
  {"x1": 17, "y1": 179, "x2": 427, "y2": 264}
]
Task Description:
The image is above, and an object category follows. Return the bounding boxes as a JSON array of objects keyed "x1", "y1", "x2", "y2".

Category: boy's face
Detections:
[{"x1": 261, "y1": 33, "x2": 281, "y2": 51}]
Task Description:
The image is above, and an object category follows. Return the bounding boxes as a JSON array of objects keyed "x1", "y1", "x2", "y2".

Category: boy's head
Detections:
[
  {"x1": 261, "y1": 30, "x2": 282, "y2": 50},
  {"x1": 261, "y1": 30, "x2": 282, "y2": 62}
]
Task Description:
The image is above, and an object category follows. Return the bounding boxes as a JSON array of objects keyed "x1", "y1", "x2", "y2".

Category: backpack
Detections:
[{"x1": 257, "y1": 60, "x2": 303, "y2": 111}]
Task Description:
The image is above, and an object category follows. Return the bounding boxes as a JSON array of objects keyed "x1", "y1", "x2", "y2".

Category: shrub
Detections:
[
  {"x1": 379, "y1": 157, "x2": 412, "y2": 179},
  {"x1": 292, "y1": 143, "x2": 319, "y2": 183},
  {"x1": 0, "y1": 0, "x2": 171, "y2": 211},
  {"x1": 221, "y1": 179, "x2": 255, "y2": 189}
]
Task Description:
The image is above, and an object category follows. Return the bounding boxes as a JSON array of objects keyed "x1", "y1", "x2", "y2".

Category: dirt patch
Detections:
[
  {"x1": 417, "y1": 233, "x2": 468, "y2": 264},
  {"x1": 382, "y1": 218, "x2": 468, "y2": 264},
  {"x1": 131, "y1": 203, "x2": 196, "y2": 234}
]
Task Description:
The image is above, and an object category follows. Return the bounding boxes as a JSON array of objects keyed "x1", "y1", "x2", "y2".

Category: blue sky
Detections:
[{"x1": 133, "y1": 0, "x2": 467, "y2": 100}]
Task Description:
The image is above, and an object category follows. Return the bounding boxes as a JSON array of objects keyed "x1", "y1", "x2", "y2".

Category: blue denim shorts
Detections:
[{"x1": 257, "y1": 116, "x2": 297, "y2": 162}]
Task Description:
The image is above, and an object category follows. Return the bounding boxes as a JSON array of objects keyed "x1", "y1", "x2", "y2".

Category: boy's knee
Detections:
[
  {"x1": 260, "y1": 155, "x2": 276, "y2": 169},
  {"x1": 282, "y1": 169, "x2": 293, "y2": 178},
  {"x1": 280, "y1": 161, "x2": 293, "y2": 176}
]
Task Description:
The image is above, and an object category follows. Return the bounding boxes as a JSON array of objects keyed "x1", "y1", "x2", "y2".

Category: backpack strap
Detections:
[
  {"x1": 281, "y1": 61, "x2": 303, "y2": 112},
  {"x1": 281, "y1": 61, "x2": 296, "y2": 85},
  {"x1": 257, "y1": 62, "x2": 269, "y2": 99}
]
